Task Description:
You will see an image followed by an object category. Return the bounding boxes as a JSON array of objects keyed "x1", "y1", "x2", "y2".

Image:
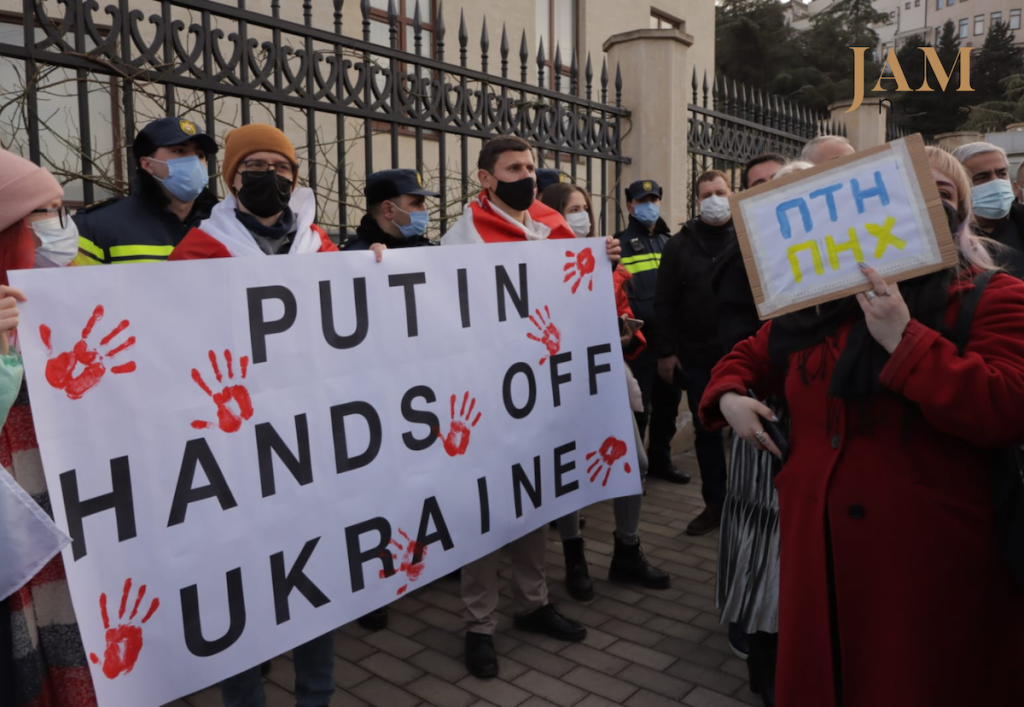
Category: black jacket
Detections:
[
  {"x1": 980, "y1": 201, "x2": 1024, "y2": 280},
  {"x1": 653, "y1": 217, "x2": 733, "y2": 367},
  {"x1": 615, "y1": 215, "x2": 672, "y2": 349},
  {"x1": 344, "y1": 214, "x2": 435, "y2": 250},
  {"x1": 74, "y1": 176, "x2": 217, "y2": 264},
  {"x1": 710, "y1": 237, "x2": 761, "y2": 354}
]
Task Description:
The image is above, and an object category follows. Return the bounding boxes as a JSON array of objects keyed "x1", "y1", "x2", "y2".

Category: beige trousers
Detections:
[{"x1": 461, "y1": 526, "x2": 549, "y2": 635}]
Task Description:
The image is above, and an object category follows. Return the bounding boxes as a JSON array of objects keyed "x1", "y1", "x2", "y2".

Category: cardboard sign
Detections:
[
  {"x1": 730, "y1": 134, "x2": 957, "y2": 319},
  {"x1": 10, "y1": 239, "x2": 639, "y2": 707}
]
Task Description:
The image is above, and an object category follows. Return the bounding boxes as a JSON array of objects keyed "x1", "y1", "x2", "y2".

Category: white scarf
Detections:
[{"x1": 197, "y1": 187, "x2": 322, "y2": 257}]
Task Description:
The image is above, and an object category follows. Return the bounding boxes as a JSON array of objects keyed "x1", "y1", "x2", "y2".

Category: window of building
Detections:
[
  {"x1": 975, "y1": 14, "x2": 984, "y2": 33},
  {"x1": 992, "y1": 10, "x2": 1003, "y2": 23},
  {"x1": 915, "y1": 0, "x2": 920, "y2": 6},
  {"x1": 959, "y1": 17, "x2": 969, "y2": 36},
  {"x1": 537, "y1": 0, "x2": 577, "y2": 92},
  {"x1": 936, "y1": 0, "x2": 941, "y2": 10},
  {"x1": 366, "y1": 0, "x2": 435, "y2": 57},
  {"x1": 650, "y1": 11, "x2": 680, "y2": 30},
  {"x1": 890, "y1": 10, "x2": 897, "y2": 17},
  {"x1": 905, "y1": 2, "x2": 911, "y2": 9},
  {"x1": 1011, "y1": 9, "x2": 1022, "y2": 29}
]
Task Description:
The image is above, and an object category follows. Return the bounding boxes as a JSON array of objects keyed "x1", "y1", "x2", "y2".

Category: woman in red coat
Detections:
[{"x1": 699, "y1": 146, "x2": 1024, "y2": 707}]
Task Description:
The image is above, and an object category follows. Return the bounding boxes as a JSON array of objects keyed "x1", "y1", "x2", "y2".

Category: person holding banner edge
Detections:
[
  {"x1": 616, "y1": 180, "x2": 690, "y2": 486},
  {"x1": 169, "y1": 123, "x2": 346, "y2": 707},
  {"x1": 441, "y1": 135, "x2": 622, "y2": 679},
  {"x1": 699, "y1": 146, "x2": 1024, "y2": 707},
  {"x1": 0, "y1": 148, "x2": 101, "y2": 707},
  {"x1": 540, "y1": 182, "x2": 672, "y2": 601}
]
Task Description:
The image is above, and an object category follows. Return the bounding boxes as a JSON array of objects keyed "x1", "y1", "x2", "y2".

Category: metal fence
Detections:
[
  {"x1": 0, "y1": 0, "x2": 630, "y2": 234},
  {"x1": 686, "y1": 69, "x2": 845, "y2": 218}
]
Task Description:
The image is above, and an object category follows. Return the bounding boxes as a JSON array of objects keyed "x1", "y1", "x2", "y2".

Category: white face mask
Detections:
[
  {"x1": 700, "y1": 195, "x2": 732, "y2": 225},
  {"x1": 565, "y1": 210, "x2": 591, "y2": 237},
  {"x1": 29, "y1": 216, "x2": 79, "y2": 268}
]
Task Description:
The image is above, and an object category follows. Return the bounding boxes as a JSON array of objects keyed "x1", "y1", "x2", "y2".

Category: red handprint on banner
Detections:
[
  {"x1": 39, "y1": 305, "x2": 136, "y2": 400},
  {"x1": 378, "y1": 527, "x2": 428, "y2": 596},
  {"x1": 526, "y1": 305, "x2": 561, "y2": 365},
  {"x1": 191, "y1": 349, "x2": 253, "y2": 433},
  {"x1": 586, "y1": 436, "x2": 632, "y2": 487},
  {"x1": 435, "y1": 391, "x2": 481, "y2": 457},
  {"x1": 88, "y1": 578, "x2": 159, "y2": 680},
  {"x1": 563, "y1": 247, "x2": 596, "y2": 294}
]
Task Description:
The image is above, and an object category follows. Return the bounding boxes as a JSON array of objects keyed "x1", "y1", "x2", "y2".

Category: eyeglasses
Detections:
[
  {"x1": 31, "y1": 205, "x2": 69, "y2": 228},
  {"x1": 239, "y1": 159, "x2": 296, "y2": 179}
]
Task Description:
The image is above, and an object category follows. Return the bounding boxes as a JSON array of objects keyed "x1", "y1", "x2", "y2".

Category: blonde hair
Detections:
[{"x1": 925, "y1": 146, "x2": 998, "y2": 274}]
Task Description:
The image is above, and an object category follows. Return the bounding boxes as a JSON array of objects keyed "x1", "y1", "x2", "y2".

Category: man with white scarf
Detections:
[{"x1": 169, "y1": 123, "x2": 351, "y2": 707}]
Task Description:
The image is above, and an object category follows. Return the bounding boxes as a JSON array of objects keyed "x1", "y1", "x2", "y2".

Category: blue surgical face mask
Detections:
[
  {"x1": 971, "y1": 178, "x2": 1015, "y2": 220},
  {"x1": 390, "y1": 203, "x2": 430, "y2": 238},
  {"x1": 148, "y1": 155, "x2": 209, "y2": 202},
  {"x1": 633, "y1": 201, "x2": 660, "y2": 226}
]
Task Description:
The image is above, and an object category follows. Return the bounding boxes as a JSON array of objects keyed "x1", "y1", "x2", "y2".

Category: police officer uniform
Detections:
[
  {"x1": 73, "y1": 117, "x2": 219, "y2": 265},
  {"x1": 616, "y1": 179, "x2": 688, "y2": 484},
  {"x1": 345, "y1": 169, "x2": 440, "y2": 251}
]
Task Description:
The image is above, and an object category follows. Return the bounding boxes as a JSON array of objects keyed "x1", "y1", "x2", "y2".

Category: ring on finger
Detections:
[
  {"x1": 865, "y1": 291, "x2": 877, "y2": 301},
  {"x1": 753, "y1": 430, "x2": 766, "y2": 443}
]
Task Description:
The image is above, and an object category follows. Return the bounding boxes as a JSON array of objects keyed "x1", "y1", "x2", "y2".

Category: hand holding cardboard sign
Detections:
[{"x1": 855, "y1": 263, "x2": 911, "y2": 354}]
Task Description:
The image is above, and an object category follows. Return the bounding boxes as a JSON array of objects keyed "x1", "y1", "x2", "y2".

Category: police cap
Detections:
[
  {"x1": 134, "y1": 117, "x2": 218, "y2": 162},
  {"x1": 365, "y1": 169, "x2": 440, "y2": 205},
  {"x1": 536, "y1": 169, "x2": 570, "y2": 193},
  {"x1": 625, "y1": 179, "x2": 663, "y2": 201}
]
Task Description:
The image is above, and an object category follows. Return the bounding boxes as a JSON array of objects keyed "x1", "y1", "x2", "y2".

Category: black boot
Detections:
[
  {"x1": 747, "y1": 631, "x2": 778, "y2": 707},
  {"x1": 465, "y1": 632, "x2": 498, "y2": 678},
  {"x1": 562, "y1": 537, "x2": 594, "y2": 601},
  {"x1": 356, "y1": 607, "x2": 388, "y2": 631},
  {"x1": 608, "y1": 534, "x2": 671, "y2": 589}
]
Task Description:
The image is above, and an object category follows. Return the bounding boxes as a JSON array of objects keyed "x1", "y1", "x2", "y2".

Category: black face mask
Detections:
[
  {"x1": 491, "y1": 175, "x2": 536, "y2": 212},
  {"x1": 942, "y1": 200, "x2": 961, "y2": 235},
  {"x1": 237, "y1": 170, "x2": 293, "y2": 218}
]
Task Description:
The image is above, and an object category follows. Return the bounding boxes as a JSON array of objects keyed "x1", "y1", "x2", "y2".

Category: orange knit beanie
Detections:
[{"x1": 221, "y1": 124, "x2": 298, "y2": 190}]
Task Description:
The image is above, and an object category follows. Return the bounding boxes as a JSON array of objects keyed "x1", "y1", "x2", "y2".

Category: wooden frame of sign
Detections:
[{"x1": 730, "y1": 133, "x2": 958, "y2": 320}]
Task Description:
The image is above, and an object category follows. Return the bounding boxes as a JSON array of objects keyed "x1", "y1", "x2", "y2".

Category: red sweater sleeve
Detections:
[
  {"x1": 880, "y1": 272, "x2": 1024, "y2": 448},
  {"x1": 699, "y1": 321, "x2": 776, "y2": 430},
  {"x1": 614, "y1": 267, "x2": 646, "y2": 359},
  {"x1": 168, "y1": 228, "x2": 231, "y2": 260}
]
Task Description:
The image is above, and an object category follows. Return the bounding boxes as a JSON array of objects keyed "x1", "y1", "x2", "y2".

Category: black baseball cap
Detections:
[
  {"x1": 133, "y1": 117, "x2": 218, "y2": 162},
  {"x1": 625, "y1": 179, "x2": 663, "y2": 201},
  {"x1": 537, "y1": 169, "x2": 570, "y2": 193},
  {"x1": 365, "y1": 168, "x2": 440, "y2": 205}
]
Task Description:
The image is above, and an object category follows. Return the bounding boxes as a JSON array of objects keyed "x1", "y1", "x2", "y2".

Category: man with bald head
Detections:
[{"x1": 800, "y1": 135, "x2": 855, "y2": 164}]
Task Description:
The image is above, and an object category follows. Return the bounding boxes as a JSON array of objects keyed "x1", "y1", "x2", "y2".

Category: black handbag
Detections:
[{"x1": 952, "y1": 269, "x2": 1024, "y2": 590}]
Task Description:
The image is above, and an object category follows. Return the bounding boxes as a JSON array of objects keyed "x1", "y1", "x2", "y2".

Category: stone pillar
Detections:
[
  {"x1": 604, "y1": 28, "x2": 694, "y2": 230},
  {"x1": 828, "y1": 98, "x2": 889, "y2": 151},
  {"x1": 934, "y1": 131, "x2": 984, "y2": 151}
]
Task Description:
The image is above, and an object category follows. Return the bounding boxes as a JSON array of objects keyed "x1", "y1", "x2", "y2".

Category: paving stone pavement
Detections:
[{"x1": 170, "y1": 443, "x2": 762, "y2": 707}]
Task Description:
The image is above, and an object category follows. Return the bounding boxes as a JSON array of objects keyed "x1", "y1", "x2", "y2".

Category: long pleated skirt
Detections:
[{"x1": 716, "y1": 405, "x2": 787, "y2": 634}]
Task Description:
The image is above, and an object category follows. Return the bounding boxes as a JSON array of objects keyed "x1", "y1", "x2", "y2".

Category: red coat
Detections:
[{"x1": 699, "y1": 273, "x2": 1024, "y2": 707}]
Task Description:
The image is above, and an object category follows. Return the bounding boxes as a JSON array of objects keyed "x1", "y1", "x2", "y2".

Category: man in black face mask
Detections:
[
  {"x1": 440, "y1": 135, "x2": 622, "y2": 680},
  {"x1": 170, "y1": 123, "x2": 359, "y2": 260}
]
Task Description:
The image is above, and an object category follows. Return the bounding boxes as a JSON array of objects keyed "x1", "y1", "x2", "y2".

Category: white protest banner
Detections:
[
  {"x1": 10, "y1": 238, "x2": 639, "y2": 707},
  {"x1": 730, "y1": 133, "x2": 957, "y2": 319}
]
